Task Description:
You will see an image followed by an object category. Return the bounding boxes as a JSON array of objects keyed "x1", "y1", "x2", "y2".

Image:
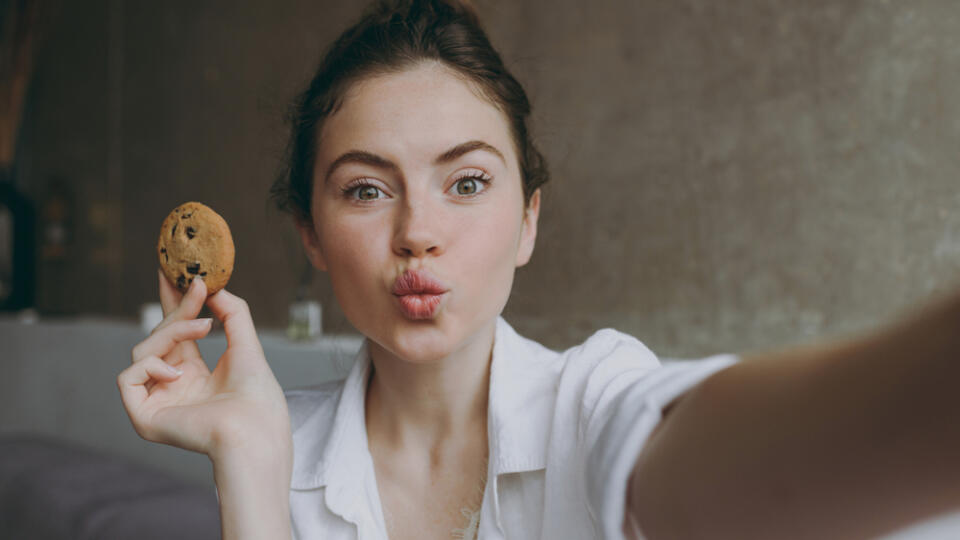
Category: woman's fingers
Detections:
[
  {"x1": 158, "y1": 268, "x2": 182, "y2": 317},
  {"x1": 131, "y1": 318, "x2": 213, "y2": 364},
  {"x1": 206, "y1": 288, "x2": 261, "y2": 352},
  {"x1": 155, "y1": 275, "x2": 207, "y2": 333},
  {"x1": 117, "y1": 356, "x2": 184, "y2": 438},
  {"x1": 205, "y1": 288, "x2": 266, "y2": 371}
]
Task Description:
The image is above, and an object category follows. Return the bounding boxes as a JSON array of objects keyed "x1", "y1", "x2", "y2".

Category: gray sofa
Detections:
[
  {"x1": 0, "y1": 316, "x2": 361, "y2": 539},
  {"x1": 0, "y1": 432, "x2": 220, "y2": 539}
]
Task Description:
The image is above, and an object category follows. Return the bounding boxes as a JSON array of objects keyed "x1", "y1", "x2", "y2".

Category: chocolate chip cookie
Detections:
[{"x1": 157, "y1": 201, "x2": 234, "y2": 295}]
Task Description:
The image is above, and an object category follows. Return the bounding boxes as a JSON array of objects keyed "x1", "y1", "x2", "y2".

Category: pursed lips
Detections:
[
  {"x1": 392, "y1": 269, "x2": 449, "y2": 319},
  {"x1": 392, "y1": 268, "x2": 449, "y2": 296}
]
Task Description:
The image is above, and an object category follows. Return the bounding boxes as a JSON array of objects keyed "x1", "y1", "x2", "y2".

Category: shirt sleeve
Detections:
[{"x1": 575, "y1": 330, "x2": 739, "y2": 540}]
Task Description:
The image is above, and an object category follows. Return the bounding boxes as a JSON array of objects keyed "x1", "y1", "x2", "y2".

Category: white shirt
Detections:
[{"x1": 284, "y1": 316, "x2": 738, "y2": 539}]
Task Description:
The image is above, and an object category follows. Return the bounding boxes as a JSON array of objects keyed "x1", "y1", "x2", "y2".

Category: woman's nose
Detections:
[{"x1": 391, "y1": 197, "x2": 444, "y2": 258}]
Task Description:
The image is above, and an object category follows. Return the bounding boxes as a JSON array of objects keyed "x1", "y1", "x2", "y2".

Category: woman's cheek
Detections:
[
  {"x1": 323, "y1": 216, "x2": 370, "y2": 264},
  {"x1": 463, "y1": 220, "x2": 520, "y2": 287}
]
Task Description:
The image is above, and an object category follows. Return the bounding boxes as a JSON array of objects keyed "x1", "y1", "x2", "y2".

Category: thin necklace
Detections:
[{"x1": 451, "y1": 455, "x2": 488, "y2": 540}]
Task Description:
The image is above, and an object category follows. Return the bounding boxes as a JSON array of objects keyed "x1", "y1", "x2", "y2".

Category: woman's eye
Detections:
[
  {"x1": 342, "y1": 182, "x2": 384, "y2": 201},
  {"x1": 452, "y1": 175, "x2": 489, "y2": 196},
  {"x1": 457, "y1": 178, "x2": 478, "y2": 195},
  {"x1": 357, "y1": 185, "x2": 381, "y2": 200}
]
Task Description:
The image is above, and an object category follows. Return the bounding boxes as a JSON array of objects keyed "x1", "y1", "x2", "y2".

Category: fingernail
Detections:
[
  {"x1": 193, "y1": 317, "x2": 213, "y2": 328},
  {"x1": 165, "y1": 363, "x2": 184, "y2": 376}
]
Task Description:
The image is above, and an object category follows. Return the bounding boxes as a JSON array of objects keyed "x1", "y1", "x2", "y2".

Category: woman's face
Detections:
[{"x1": 297, "y1": 61, "x2": 540, "y2": 363}]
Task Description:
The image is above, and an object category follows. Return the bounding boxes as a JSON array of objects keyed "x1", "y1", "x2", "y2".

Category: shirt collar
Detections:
[
  {"x1": 487, "y1": 315, "x2": 555, "y2": 476},
  {"x1": 290, "y1": 315, "x2": 555, "y2": 492},
  {"x1": 289, "y1": 337, "x2": 372, "y2": 491}
]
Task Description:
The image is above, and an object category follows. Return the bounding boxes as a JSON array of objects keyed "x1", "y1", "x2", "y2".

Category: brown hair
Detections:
[{"x1": 270, "y1": 0, "x2": 549, "y2": 222}]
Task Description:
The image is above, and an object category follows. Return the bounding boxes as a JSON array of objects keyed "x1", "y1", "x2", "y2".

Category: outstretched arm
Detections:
[{"x1": 627, "y1": 289, "x2": 960, "y2": 539}]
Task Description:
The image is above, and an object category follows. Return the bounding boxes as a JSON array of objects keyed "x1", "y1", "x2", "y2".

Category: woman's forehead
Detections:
[{"x1": 316, "y1": 63, "x2": 517, "y2": 169}]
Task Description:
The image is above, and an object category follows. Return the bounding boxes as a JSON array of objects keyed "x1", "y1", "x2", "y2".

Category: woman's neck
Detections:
[{"x1": 364, "y1": 320, "x2": 494, "y2": 454}]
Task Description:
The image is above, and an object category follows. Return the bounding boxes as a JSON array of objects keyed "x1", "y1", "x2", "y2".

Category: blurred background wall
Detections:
[{"x1": 9, "y1": 0, "x2": 960, "y2": 358}]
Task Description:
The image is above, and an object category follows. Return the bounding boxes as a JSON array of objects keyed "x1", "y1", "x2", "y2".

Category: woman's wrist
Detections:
[
  {"x1": 210, "y1": 430, "x2": 293, "y2": 497},
  {"x1": 209, "y1": 424, "x2": 292, "y2": 465},
  {"x1": 211, "y1": 441, "x2": 293, "y2": 540},
  {"x1": 211, "y1": 436, "x2": 292, "y2": 474}
]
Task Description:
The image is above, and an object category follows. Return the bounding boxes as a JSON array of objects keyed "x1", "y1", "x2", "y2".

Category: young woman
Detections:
[{"x1": 118, "y1": 1, "x2": 960, "y2": 539}]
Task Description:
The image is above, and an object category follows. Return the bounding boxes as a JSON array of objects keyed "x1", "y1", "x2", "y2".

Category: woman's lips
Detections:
[
  {"x1": 392, "y1": 269, "x2": 449, "y2": 320},
  {"x1": 395, "y1": 293, "x2": 446, "y2": 319}
]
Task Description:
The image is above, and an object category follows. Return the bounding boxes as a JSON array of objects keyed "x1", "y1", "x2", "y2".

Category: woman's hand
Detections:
[{"x1": 117, "y1": 270, "x2": 292, "y2": 462}]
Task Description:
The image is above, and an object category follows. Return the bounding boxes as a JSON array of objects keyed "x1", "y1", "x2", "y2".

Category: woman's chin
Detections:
[
  {"x1": 361, "y1": 309, "x2": 495, "y2": 365},
  {"x1": 389, "y1": 338, "x2": 453, "y2": 364},
  {"x1": 371, "y1": 324, "x2": 459, "y2": 364}
]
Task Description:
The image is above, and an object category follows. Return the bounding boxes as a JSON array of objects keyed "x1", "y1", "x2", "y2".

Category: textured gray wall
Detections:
[{"x1": 17, "y1": 0, "x2": 960, "y2": 358}]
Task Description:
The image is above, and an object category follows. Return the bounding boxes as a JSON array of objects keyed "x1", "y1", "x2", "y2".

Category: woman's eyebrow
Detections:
[
  {"x1": 324, "y1": 140, "x2": 506, "y2": 183},
  {"x1": 434, "y1": 140, "x2": 505, "y2": 166},
  {"x1": 324, "y1": 151, "x2": 399, "y2": 184}
]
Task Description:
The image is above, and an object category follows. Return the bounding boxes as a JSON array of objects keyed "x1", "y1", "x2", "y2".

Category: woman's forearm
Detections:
[
  {"x1": 212, "y1": 441, "x2": 293, "y2": 540},
  {"x1": 628, "y1": 289, "x2": 960, "y2": 540}
]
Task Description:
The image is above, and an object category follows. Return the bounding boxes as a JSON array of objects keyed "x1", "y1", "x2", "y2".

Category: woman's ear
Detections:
[
  {"x1": 515, "y1": 188, "x2": 541, "y2": 267},
  {"x1": 295, "y1": 218, "x2": 328, "y2": 272}
]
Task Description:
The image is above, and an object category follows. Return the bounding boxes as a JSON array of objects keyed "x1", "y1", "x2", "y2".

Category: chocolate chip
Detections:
[
  {"x1": 182, "y1": 212, "x2": 192, "y2": 219},
  {"x1": 187, "y1": 263, "x2": 200, "y2": 275},
  {"x1": 172, "y1": 223, "x2": 177, "y2": 237},
  {"x1": 186, "y1": 226, "x2": 196, "y2": 239},
  {"x1": 160, "y1": 248, "x2": 166, "y2": 253},
  {"x1": 176, "y1": 274, "x2": 186, "y2": 289}
]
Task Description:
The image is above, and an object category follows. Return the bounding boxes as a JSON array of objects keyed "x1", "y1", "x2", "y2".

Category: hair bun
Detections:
[{"x1": 366, "y1": 0, "x2": 482, "y2": 28}]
